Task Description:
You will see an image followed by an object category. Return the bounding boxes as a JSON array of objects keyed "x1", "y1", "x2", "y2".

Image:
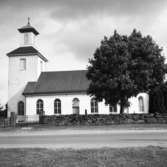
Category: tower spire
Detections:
[
  {"x1": 27, "y1": 17, "x2": 30, "y2": 25},
  {"x1": 18, "y1": 18, "x2": 39, "y2": 35}
]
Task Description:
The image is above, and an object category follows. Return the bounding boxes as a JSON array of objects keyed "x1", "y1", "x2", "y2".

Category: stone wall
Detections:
[{"x1": 39, "y1": 114, "x2": 167, "y2": 126}]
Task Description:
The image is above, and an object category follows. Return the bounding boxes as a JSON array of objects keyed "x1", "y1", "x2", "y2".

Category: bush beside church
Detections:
[{"x1": 149, "y1": 82, "x2": 167, "y2": 114}]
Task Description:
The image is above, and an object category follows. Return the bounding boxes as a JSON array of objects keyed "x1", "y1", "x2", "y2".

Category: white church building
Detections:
[{"x1": 7, "y1": 20, "x2": 149, "y2": 122}]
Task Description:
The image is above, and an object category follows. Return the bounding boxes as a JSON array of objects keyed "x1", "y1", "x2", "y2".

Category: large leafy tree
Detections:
[{"x1": 87, "y1": 29, "x2": 166, "y2": 113}]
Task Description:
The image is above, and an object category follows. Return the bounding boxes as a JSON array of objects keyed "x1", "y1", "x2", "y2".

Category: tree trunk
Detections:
[{"x1": 120, "y1": 100, "x2": 124, "y2": 114}]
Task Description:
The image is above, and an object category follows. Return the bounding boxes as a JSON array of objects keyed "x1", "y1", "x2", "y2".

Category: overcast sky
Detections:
[{"x1": 1, "y1": 0, "x2": 167, "y2": 104}]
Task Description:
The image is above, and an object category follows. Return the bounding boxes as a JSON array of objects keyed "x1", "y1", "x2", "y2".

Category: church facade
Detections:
[{"x1": 7, "y1": 21, "x2": 149, "y2": 122}]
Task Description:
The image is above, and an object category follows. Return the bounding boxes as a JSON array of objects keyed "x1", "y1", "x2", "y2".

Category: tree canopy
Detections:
[{"x1": 87, "y1": 29, "x2": 166, "y2": 113}]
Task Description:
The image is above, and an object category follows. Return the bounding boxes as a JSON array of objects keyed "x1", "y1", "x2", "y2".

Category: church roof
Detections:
[
  {"x1": 7, "y1": 46, "x2": 48, "y2": 62},
  {"x1": 23, "y1": 70, "x2": 90, "y2": 95},
  {"x1": 23, "y1": 82, "x2": 37, "y2": 94}
]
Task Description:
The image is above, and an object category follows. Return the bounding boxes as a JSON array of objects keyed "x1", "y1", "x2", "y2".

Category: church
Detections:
[{"x1": 7, "y1": 20, "x2": 149, "y2": 122}]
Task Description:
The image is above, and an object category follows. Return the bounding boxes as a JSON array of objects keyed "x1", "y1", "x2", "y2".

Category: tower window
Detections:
[
  {"x1": 20, "y1": 58, "x2": 26, "y2": 71},
  {"x1": 40, "y1": 61, "x2": 43, "y2": 72},
  {"x1": 24, "y1": 33, "x2": 30, "y2": 45}
]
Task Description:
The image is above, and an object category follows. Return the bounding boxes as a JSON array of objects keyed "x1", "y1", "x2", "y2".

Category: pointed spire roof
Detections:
[{"x1": 18, "y1": 18, "x2": 39, "y2": 35}]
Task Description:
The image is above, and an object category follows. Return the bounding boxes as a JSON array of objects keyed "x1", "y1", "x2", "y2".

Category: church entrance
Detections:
[{"x1": 72, "y1": 98, "x2": 80, "y2": 114}]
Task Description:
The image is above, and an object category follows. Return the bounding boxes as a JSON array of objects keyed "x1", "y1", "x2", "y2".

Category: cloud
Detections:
[
  {"x1": 48, "y1": 0, "x2": 167, "y2": 21},
  {"x1": 0, "y1": 0, "x2": 167, "y2": 103},
  {"x1": 1, "y1": 0, "x2": 167, "y2": 20},
  {"x1": 1, "y1": 0, "x2": 167, "y2": 62}
]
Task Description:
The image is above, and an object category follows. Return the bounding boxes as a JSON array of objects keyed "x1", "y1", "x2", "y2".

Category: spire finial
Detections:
[{"x1": 27, "y1": 17, "x2": 30, "y2": 25}]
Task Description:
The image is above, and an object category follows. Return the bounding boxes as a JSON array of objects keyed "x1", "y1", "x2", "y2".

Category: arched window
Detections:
[
  {"x1": 91, "y1": 98, "x2": 98, "y2": 113},
  {"x1": 72, "y1": 98, "x2": 80, "y2": 114},
  {"x1": 138, "y1": 96, "x2": 144, "y2": 112},
  {"x1": 18, "y1": 101, "x2": 24, "y2": 115},
  {"x1": 109, "y1": 104, "x2": 117, "y2": 113},
  {"x1": 36, "y1": 99, "x2": 44, "y2": 115},
  {"x1": 54, "y1": 99, "x2": 61, "y2": 114}
]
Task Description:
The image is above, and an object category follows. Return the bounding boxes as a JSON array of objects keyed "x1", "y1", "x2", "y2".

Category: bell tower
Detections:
[
  {"x1": 18, "y1": 17, "x2": 38, "y2": 46},
  {"x1": 7, "y1": 19, "x2": 48, "y2": 117}
]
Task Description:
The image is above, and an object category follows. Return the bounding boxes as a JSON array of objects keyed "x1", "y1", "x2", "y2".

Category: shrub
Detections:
[{"x1": 40, "y1": 114, "x2": 167, "y2": 126}]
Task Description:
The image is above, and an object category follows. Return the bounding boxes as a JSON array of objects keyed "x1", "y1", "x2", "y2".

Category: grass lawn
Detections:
[
  {"x1": 0, "y1": 146, "x2": 167, "y2": 167},
  {"x1": 1, "y1": 123, "x2": 167, "y2": 132}
]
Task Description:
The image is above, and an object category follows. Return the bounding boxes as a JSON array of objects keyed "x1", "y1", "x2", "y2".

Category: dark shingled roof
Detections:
[
  {"x1": 23, "y1": 82, "x2": 37, "y2": 95},
  {"x1": 7, "y1": 46, "x2": 48, "y2": 62},
  {"x1": 18, "y1": 24, "x2": 39, "y2": 35},
  {"x1": 23, "y1": 70, "x2": 90, "y2": 95}
]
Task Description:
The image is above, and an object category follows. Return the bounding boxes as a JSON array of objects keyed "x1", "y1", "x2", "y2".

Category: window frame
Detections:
[
  {"x1": 72, "y1": 98, "x2": 80, "y2": 114},
  {"x1": 54, "y1": 99, "x2": 61, "y2": 114},
  {"x1": 24, "y1": 32, "x2": 30, "y2": 45},
  {"x1": 138, "y1": 96, "x2": 144, "y2": 112},
  {"x1": 109, "y1": 104, "x2": 117, "y2": 113},
  {"x1": 20, "y1": 58, "x2": 26, "y2": 71},
  {"x1": 18, "y1": 101, "x2": 24, "y2": 116},
  {"x1": 36, "y1": 99, "x2": 44, "y2": 115},
  {"x1": 40, "y1": 61, "x2": 43, "y2": 72},
  {"x1": 91, "y1": 98, "x2": 98, "y2": 113}
]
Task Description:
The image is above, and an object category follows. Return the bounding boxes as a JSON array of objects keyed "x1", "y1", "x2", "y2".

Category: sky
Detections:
[{"x1": 1, "y1": 0, "x2": 167, "y2": 104}]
